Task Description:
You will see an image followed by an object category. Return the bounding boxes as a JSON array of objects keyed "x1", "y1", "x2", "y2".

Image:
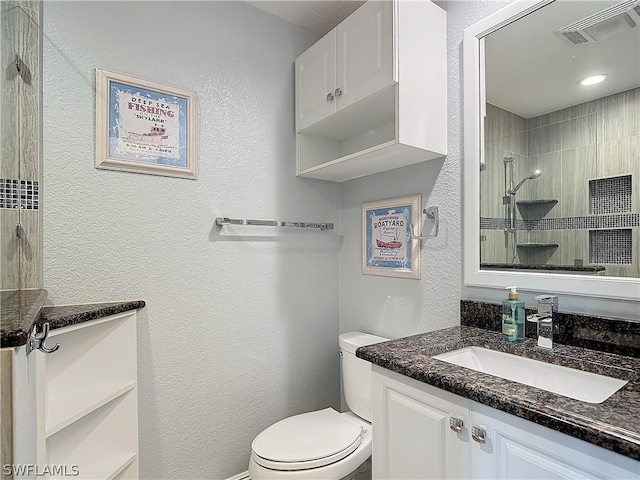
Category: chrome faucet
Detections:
[{"x1": 526, "y1": 295, "x2": 558, "y2": 349}]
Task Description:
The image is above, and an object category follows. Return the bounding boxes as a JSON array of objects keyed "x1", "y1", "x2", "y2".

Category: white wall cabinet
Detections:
[
  {"x1": 295, "y1": 0, "x2": 447, "y2": 182},
  {"x1": 372, "y1": 366, "x2": 639, "y2": 480},
  {"x1": 295, "y1": 0, "x2": 394, "y2": 131},
  {"x1": 35, "y1": 311, "x2": 139, "y2": 479}
]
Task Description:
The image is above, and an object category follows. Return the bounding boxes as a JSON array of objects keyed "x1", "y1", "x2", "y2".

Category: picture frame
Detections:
[
  {"x1": 362, "y1": 194, "x2": 421, "y2": 279},
  {"x1": 95, "y1": 68, "x2": 197, "y2": 179}
]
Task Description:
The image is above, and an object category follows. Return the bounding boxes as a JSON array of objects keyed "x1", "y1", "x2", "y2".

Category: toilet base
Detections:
[{"x1": 340, "y1": 457, "x2": 370, "y2": 480}]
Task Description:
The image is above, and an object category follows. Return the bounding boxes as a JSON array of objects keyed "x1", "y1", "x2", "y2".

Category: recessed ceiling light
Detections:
[{"x1": 578, "y1": 74, "x2": 608, "y2": 86}]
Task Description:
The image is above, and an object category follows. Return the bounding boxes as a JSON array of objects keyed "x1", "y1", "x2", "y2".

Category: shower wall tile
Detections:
[
  {"x1": 598, "y1": 136, "x2": 634, "y2": 178},
  {"x1": 561, "y1": 146, "x2": 596, "y2": 217},
  {"x1": 561, "y1": 113, "x2": 596, "y2": 150},
  {"x1": 1, "y1": 3, "x2": 19, "y2": 180},
  {"x1": 527, "y1": 123, "x2": 562, "y2": 156},
  {"x1": 0, "y1": 0, "x2": 42, "y2": 289},
  {"x1": 560, "y1": 99, "x2": 597, "y2": 122},
  {"x1": 483, "y1": 90, "x2": 639, "y2": 275},
  {"x1": 525, "y1": 152, "x2": 562, "y2": 218},
  {"x1": 597, "y1": 88, "x2": 640, "y2": 142}
]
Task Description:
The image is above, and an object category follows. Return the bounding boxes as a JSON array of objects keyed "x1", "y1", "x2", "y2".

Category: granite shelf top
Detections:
[
  {"x1": 0, "y1": 289, "x2": 48, "y2": 348},
  {"x1": 1, "y1": 292, "x2": 145, "y2": 348},
  {"x1": 356, "y1": 326, "x2": 640, "y2": 461},
  {"x1": 37, "y1": 301, "x2": 146, "y2": 330},
  {"x1": 481, "y1": 262, "x2": 606, "y2": 272}
]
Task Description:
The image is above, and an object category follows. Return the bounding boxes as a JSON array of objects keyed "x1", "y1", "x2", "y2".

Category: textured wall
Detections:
[
  {"x1": 338, "y1": 1, "x2": 511, "y2": 340},
  {"x1": 43, "y1": 2, "x2": 339, "y2": 478}
]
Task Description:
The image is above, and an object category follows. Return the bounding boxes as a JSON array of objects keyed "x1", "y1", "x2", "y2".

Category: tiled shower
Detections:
[{"x1": 481, "y1": 87, "x2": 639, "y2": 277}]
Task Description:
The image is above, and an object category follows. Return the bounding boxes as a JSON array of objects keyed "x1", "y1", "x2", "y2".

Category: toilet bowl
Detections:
[{"x1": 248, "y1": 332, "x2": 388, "y2": 480}]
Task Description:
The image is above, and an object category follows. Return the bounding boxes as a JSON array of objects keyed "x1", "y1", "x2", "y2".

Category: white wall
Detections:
[
  {"x1": 339, "y1": 1, "x2": 512, "y2": 340},
  {"x1": 42, "y1": 2, "x2": 340, "y2": 478}
]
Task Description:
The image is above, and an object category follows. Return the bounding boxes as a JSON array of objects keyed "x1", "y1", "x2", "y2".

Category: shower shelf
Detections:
[
  {"x1": 516, "y1": 243, "x2": 558, "y2": 248},
  {"x1": 515, "y1": 199, "x2": 558, "y2": 206}
]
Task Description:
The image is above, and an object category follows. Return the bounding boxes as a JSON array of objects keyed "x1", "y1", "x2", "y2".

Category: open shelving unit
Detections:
[{"x1": 36, "y1": 311, "x2": 139, "y2": 479}]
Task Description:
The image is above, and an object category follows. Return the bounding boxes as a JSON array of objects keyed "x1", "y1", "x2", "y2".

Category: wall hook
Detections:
[
  {"x1": 27, "y1": 322, "x2": 60, "y2": 355},
  {"x1": 411, "y1": 206, "x2": 439, "y2": 241}
]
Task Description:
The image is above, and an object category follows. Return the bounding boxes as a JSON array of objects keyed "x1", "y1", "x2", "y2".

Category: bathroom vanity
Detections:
[
  {"x1": 1, "y1": 294, "x2": 144, "y2": 478},
  {"x1": 357, "y1": 325, "x2": 640, "y2": 479}
]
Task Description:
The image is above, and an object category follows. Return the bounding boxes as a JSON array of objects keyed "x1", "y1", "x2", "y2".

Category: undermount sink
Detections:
[{"x1": 433, "y1": 347, "x2": 628, "y2": 404}]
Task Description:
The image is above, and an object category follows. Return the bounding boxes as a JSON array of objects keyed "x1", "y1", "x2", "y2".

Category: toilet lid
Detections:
[{"x1": 251, "y1": 408, "x2": 364, "y2": 469}]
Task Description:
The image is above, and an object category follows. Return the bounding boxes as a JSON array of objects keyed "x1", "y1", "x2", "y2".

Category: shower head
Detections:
[
  {"x1": 528, "y1": 169, "x2": 542, "y2": 180},
  {"x1": 510, "y1": 169, "x2": 542, "y2": 194}
]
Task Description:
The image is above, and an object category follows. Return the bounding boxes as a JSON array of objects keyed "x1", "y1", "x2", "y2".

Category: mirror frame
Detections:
[{"x1": 463, "y1": 0, "x2": 640, "y2": 301}]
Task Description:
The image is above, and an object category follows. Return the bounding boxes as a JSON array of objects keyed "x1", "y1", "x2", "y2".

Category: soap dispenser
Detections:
[{"x1": 502, "y1": 286, "x2": 525, "y2": 343}]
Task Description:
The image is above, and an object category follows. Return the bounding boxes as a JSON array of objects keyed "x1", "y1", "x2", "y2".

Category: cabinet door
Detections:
[
  {"x1": 295, "y1": 32, "x2": 336, "y2": 132},
  {"x1": 336, "y1": 0, "x2": 394, "y2": 112},
  {"x1": 372, "y1": 368, "x2": 470, "y2": 480},
  {"x1": 471, "y1": 403, "x2": 640, "y2": 480}
]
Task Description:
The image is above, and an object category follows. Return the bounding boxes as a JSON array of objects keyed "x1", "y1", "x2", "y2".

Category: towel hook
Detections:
[
  {"x1": 411, "y1": 206, "x2": 439, "y2": 241},
  {"x1": 27, "y1": 322, "x2": 60, "y2": 355}
]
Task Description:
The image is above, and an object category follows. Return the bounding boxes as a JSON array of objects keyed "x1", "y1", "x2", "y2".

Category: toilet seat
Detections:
[{"x1": 251, "y1": 408, "x2": 365, "y2": 471}]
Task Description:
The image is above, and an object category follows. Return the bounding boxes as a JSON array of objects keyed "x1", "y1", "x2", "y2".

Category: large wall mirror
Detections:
[{"x1": 463, "y1": 0, "x2": 639, "y2": 300}]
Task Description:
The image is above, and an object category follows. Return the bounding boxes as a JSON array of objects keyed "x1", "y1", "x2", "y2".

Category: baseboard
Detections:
[{"x1": 226, "y1": 471, "x2": 250, "y2": 480}]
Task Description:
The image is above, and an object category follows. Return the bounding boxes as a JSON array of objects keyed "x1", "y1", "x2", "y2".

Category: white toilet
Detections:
[{"x1": 248, "y1": 331, "x2": 389, "y2": 480}]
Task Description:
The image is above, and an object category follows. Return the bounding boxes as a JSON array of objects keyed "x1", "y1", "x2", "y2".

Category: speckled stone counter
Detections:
[
  {"x1": 1, "y1": 289, "x2": 48, "y2": 347},
  {"x1": 356, "y1": 326, "x2": 640, "y2": 461},
  {"x1": 481, "y1": 263, "x2": 606, "y2": 273},
  {"x1": 1, "y1": 294, "x2": 145, "y2": 348},
  {"x1": 37, "y1": 301, "x2": 145, "y2": 330}
]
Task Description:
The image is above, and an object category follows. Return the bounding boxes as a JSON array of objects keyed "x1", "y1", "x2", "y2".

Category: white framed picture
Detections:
[
  {"x1": 362, "y1": 194, "x2": 421, "y2": 279},
  {"x1": 95, "y1": 68, "x2": 197, "y2": 179}
]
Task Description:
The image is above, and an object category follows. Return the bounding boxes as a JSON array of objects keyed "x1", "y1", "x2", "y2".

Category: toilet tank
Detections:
[{"x1": 339, "y1": 331, "x2": 389, "y2": 422}]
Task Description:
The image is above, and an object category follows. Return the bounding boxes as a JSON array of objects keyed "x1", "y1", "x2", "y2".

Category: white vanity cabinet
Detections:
[
  {"x1": 470, "y1": 403, "x2": 639, "y2": 480},
  {"x1": 35, "y1": 311, "x2": 139, "y2": 479},
  {"x1": 295, "y1": 0, "x2": 447, "y2": 182},
  {"x1": 372, "y1": 365, "x2": 639, "y2": 480},
  {"x1": 372, "y1": 367, "x2": 470, "y2": 479}
]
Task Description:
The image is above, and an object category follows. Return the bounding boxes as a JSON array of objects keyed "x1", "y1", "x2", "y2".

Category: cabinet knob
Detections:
[
  {"x1": 326, "y1": 92, "x2": 334, "y2": 102},
  {"x1": 449, "y1": 416, "x2": 464, "y2": 433},
  {"x1": 334, "y1": 87, "x2": 343, "y2": 98},
  {"x1": 472, "y1": 425, "x2": 486, "y2": 444}
]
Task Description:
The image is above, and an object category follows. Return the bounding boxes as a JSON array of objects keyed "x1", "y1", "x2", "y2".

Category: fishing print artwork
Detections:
[
  {"x1": 95, "y1": 68, "x2": 197, "y2": 179},
  {"x1": 362, "y1": 195, "x2": 421, "y2": 279}
]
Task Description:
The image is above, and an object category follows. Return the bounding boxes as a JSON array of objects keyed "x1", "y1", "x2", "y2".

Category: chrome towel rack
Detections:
[
  {"x1": 410, "y1": 206, "x2": 439, "y2": 241},
  {"x1": 215, "y1": 217, "x2": 334, "y2": 231}
]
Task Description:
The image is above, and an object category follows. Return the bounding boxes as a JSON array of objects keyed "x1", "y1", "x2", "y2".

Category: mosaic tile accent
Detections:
[
  {"x1": 590, "y1": 175, "x2": 632, "y2": 215},
  {"x1": 590, "y1": 229, "x2": 632, "y2": 264},
  {"x1": 481, "y1": 213, "x2": 640, "y2": 231},
  {"x1": 0, "y1": 178, "x2": 39, "y2": 210}
]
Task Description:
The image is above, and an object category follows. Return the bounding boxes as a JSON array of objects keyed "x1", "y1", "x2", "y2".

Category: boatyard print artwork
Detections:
[
  {"x1": 362, "y1": 195, "x2": 421, "y2": 279},
  {"x1": 95, "y1": 68, "x2": 197, "y2": 179}
]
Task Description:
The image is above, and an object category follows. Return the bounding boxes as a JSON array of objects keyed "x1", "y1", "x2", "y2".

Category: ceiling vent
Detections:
[{"x1": 556, "y1": 0, "x2": 640, "y2": 45}]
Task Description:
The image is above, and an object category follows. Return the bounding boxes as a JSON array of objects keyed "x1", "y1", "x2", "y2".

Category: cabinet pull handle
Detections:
[
  {"x1": 449, "y1": 416, "x2": 464, "y2": 433},
  {"x1": 326, "y1": 92, "x2": 334, "y2": 102},
  {"x1": 472, "y1": 425, "x2": 486, "y2": 444},
  {"x1": 334, "y1": 87, "x2": 343, "y2": 98}
]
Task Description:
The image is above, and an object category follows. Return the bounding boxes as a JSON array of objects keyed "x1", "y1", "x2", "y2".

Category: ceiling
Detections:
[
  {"x1": 485, "y1": 0, "x2": 640, "y2": 118},
  {"x1": 246, "y1": 0, "x2": 365, "y2": 36}
]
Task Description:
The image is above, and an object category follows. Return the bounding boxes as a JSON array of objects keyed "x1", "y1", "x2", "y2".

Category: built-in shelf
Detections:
[
  {"x1": 38, "y1": 311, "x2": 139, "y2": 478},
  {"x1": 516, "y1": 243, "x2": 559, "y2": 248}
]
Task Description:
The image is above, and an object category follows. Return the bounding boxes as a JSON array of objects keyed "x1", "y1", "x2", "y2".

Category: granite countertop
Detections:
[
  {"x1": 481, "y1": 263, "x2": 606, "y2": 272},
  {"x1": 1, "y1": 289, "x2": 49, "y2": 347},
  {"x1": 1, "y1": 289, "x2": 145, "y2": 348},
  {"x1": 357, "y1": 326, "x2": 640, "y2": 461}
]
